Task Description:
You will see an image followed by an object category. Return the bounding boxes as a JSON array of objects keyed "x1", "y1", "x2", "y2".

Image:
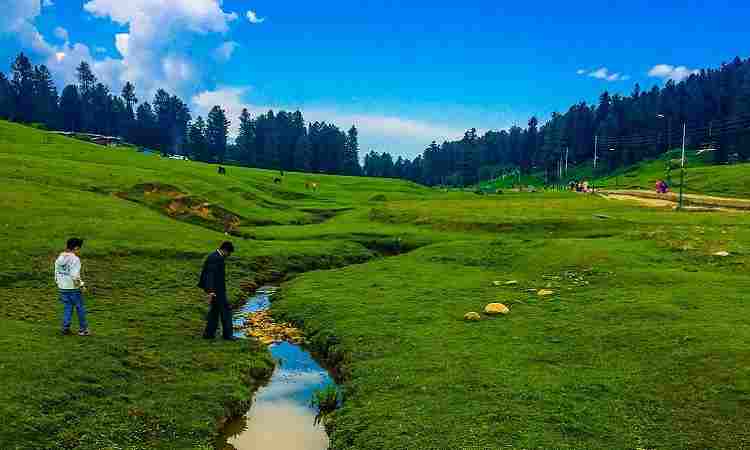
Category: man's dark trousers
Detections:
[
  {"x1": 205, "y1": 294, "x2": 233, "y2": 339},
  {"x1": 198, "y1": 250, "x2": 233, "y2": 339}
]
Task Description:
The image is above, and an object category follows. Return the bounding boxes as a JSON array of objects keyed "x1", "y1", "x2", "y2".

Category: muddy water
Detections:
[{"x1": 219, "y1": 287, "x2": 334, "y2": 450}]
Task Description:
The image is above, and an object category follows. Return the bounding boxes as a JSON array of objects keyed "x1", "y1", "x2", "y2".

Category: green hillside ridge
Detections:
[
  {"x1": 479, "y1": 148, "x2": 750, "y2": 200},
  {"x1": 2, "y1": 120, "x2": 750, "y2": 449}
]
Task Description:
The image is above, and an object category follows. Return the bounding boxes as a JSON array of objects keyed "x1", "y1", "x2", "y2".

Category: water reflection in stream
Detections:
[{"x1": 220, "y1": 287, "x2": 333, "y2": 450}]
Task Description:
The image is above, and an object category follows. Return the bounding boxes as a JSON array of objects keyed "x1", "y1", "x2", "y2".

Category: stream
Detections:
[{"x1": 218, "y1": 287, "x2": 335, "y2": 450}]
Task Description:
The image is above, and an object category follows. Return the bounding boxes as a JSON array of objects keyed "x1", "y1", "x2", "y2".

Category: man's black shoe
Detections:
[
  {"x1": 223, "y1": 336, "x2": 241, "y2": 341},
  {"x1": 61, "y1": 328, "x2": 72, "y2": 336}
]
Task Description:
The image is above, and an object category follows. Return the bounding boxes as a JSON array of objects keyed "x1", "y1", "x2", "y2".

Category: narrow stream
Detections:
[{"x1": 218, "y1": 287, "x2": 335, "y2": 450}]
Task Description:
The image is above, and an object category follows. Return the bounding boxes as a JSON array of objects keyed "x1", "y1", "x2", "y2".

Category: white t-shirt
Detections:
[{"x1": 55, "y1": 252, "x2": 82, "y2": 290}]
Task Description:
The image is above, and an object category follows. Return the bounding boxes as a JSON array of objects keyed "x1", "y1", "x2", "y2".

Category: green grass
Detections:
[
  {"x1": 587, "y1": 149, "x2": 750, "y2": 198},
  {"x1": 2, "y1": 119, "x2": 750, "y2": 449},
  {"x1": 275, "y1": 197, "x2": 750, "y2": 449},
  {"x1": 477, "y1": 149, "x2": 750, "y2": 200}
]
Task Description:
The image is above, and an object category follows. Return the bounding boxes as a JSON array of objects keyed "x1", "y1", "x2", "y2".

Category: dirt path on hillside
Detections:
[{"x1": 599, "y1": 189, "x2": 750, "y2": 212}]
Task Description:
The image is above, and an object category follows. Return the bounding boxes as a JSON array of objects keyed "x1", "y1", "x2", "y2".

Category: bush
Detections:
[{"x1": 311, "y1": 385, "x2": 340, "y2": 426}]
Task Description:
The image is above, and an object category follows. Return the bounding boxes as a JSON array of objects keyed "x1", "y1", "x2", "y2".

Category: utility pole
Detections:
[
  {"x1": 679, "y1": 122, "x2": 686, "y2": 210},
  {"x1": 565, "y1": 147, "x2": 569, "y2": 174}
]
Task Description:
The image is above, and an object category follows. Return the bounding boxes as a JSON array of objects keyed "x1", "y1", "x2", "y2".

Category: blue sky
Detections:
[{"x1": 2, "y1": 0, "x2": 749, "y2": 158}]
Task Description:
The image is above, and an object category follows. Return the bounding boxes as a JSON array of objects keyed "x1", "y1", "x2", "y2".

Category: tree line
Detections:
[
  {"x1": 4, "y1": 52, "x2": 750, "y2": 186},
  {"x1": 0, "y1": 53, "x2": 361, "y2": 176},
  {"x1": 371, "y1": 57, "x2": 750, "y2": 186}
]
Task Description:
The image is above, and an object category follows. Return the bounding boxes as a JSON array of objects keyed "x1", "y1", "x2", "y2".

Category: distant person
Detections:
[
  {"x1": 198, "y1": 241, "x2": 238, "y2": 341},
  {"x1": 54, "y1": 238, "x2": 90, "y2": 336}
]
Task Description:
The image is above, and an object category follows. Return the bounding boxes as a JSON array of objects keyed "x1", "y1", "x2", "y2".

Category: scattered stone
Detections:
[
  {"x1": 484, "y1": 303, "x2": 510, "y2": 315},
  {"x1": 241, "y1": 310, "x2": 306, "y2": 345},
  {"x1": 505, "y1": 280, "x2": 518, "y2": 285},
  {"x1": 713, "y1": 251, "x2": 730, "y2": 257},
  {"x1": 537, "y1": 289, "x2": 555, "y2": 296},
  {"x1": 525, "y1": 288, "x2": 538, "y2": 293},
  {"x1": 492, "y1": 281, "x2": 502, "y2": 286},
  {"x1": 594, "y1": 214, "x2": 612, "y2": 219},
  {"x1": 464, "y1": 312, "x2": 481, "y2": 322}
]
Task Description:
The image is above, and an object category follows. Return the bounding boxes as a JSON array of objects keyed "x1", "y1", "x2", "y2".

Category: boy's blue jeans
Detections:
[{"x1": 60, "y1": 290, "x2": 88, "y2": 331}]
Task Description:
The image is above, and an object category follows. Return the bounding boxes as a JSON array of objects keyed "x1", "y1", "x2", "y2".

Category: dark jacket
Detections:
[{"x1": 198, "y1": 250, "x2": 227, "y2": 298}]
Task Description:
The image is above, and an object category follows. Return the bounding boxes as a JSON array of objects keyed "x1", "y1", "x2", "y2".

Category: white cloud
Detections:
[
  {"x1": 585, "y1": 67, "x2": 628, "y2": 82},
  {"x1": 191, "y1": 87, "x2": 469, "y2": 158},
  {"x1": 114, "y1": 33, "x2": 129, "y2": 57},
  {"x1": 162, "y1": 55, "x2": 194, "y2": 84},
  {"x1": 43, "y1": 0, "x2": 54, "y2": 7},
  {"x1": 647, "y1": 64, "x2": 699, "y2": 83},
  {"x1": 246, "y1": 10, "x2": 265, "y2": 24},
  {"x1": 576, "y1": 69, "x2": 586, "y2": 75},
  {"x1": 53, "y1": 26, "x2": 68, "y2": 42},
  {"x1": 81, "y1": 0, "x2": 239, "y2": 96},
  {"x1": 94, "y1": 46, "x2": 107, "y2": 53},
  {"x1": 213, "y1": 41, "x2": 238, "y2": 62},
  {"x1": 0, "y1": 0, "x2": 79, "y2": 86},
  {"x1": 0, "y1": 0, "x2": 41, "y2": 35}
]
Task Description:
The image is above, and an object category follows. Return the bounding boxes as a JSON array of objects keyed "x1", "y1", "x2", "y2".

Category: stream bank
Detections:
[{"x1": 217, "y1": 287, "x2": 337, "y2": 450}]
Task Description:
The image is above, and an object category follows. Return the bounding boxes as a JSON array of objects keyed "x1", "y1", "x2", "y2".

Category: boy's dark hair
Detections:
[
  {"x1": 66, "y1": 238, "x2": 84, "y2": 250},
  {"x1": 220, "y1": 241, "x2": 235, "y2": 253}
]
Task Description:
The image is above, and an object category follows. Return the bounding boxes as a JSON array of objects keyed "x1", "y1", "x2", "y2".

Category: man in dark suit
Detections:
[{"x1": 198, "y1": 241, "x2": 237, "y2": 340}]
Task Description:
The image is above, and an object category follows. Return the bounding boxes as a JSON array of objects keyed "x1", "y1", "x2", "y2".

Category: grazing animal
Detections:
[
  {"x1": 223, "y1": 214, "x2": 240, "y2": 235},
  {"x1": 305, "y1": 181, "x2": 319, "y2": 192},
  {"x1": 273, "y1": 177, "x2": 282, "y2": 184},
  {"x1": 217, "y1": 166, "x2": 226, "y2": 175}
]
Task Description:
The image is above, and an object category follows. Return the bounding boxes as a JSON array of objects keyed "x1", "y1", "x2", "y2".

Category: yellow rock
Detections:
[
  {"x1": 538, "y1": 289, "x2": 555, "y2": 296},
  {"x1": 484, "y1": 303, "x2": 510, "y2": 315},
  {"x1": 464, "y1": 312, "x2": 481, "y2": 321}
]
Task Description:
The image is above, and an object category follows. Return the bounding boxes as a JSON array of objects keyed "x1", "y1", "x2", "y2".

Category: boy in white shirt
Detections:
[{"x1": 54, "y1": 238, "x2": 90, "y2": 336}]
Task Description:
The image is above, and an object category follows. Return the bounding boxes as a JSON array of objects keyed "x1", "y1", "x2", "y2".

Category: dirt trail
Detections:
[{"x1": 599, "y1": 189, "x2": 750, "y2": 212}]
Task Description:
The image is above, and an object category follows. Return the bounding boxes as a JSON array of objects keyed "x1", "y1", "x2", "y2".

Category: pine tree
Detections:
[
  {"x1": 11, "y1": 53, "x2": 34, "y2": 123},
  {"x1": 89, "y1": 83, "x2": 111, "y2": 135},
  {"x1": 135, "y1": 102, "x2": 157, "y2": 149},
  {"x1": 121, "y1": 82, "x2": 138, "y2": 112},
  {"x1": 121, "y1": 82, "x2": 138, "y2": 140},
  {"x1": 343, "y1": 125, "x2": 361, "y2": 175},
  {"x1": 293, "y1": 134, "x2": 312, "y2": 172},
  {"x1": 32, "y1": 65, "x2": 58, "y2": 128},
  {"x1": 206, "y1": 105, "x2": 230, "y2": 163},
  {"x1": 76, "y1": 62, "x2": 96, "y2": 96},
  {"x1": 76, "y1": 61, "x2": 97, "y2": 132},
  {"x1": 59, "y1": 85, "x2": 81, "y2": 132},
  {"x1": 0, "y1": 73, "x2": 14, "y2": 119},
  {"x1": 236, "y1": 108, "x2": 256, "y2": 166},
  {"x1": 188, "y1": 116, "x2": 209, "y2": 161}
]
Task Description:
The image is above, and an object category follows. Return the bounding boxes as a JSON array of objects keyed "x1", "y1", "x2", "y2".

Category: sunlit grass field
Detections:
[{"x1": 1, "y1": 120, "x2": 749, "y2": 449}]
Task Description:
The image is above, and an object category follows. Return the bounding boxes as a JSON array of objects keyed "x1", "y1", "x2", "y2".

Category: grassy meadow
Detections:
[{"x1": 1, "y1": 119, "x2": 750, "y2": 449}]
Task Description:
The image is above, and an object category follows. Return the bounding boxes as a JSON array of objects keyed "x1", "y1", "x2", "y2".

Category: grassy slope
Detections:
[
  {"x1": 595, "y1": 151, "x2": 750, "y2": 199},
  {"x1": 2, "y1": 120, "x2": 750, "y2": 449},
  {"x1": 275, "y1": 195, "x2": 750, "y2": 449},
  {"x1": 477, "y1": 149, "x2": 750, "y2": 200},
  {"x1": 0, "y1": 121, "x2": 425, "y2": 450}
]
